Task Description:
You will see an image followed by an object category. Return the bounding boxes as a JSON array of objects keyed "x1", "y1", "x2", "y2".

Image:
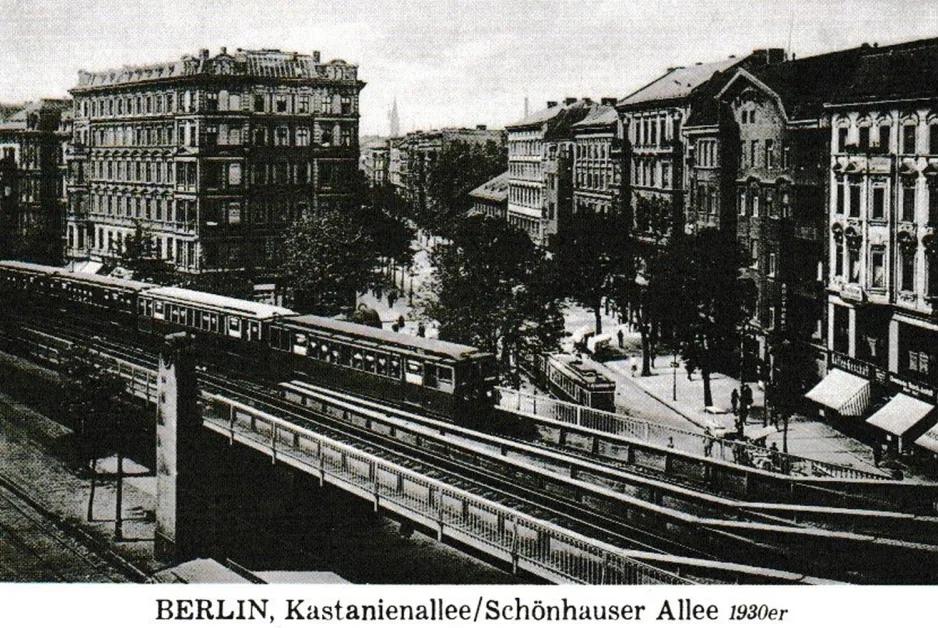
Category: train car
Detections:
[
  {"x1": 138, "y1": 286, "x2": 296, "y2": 366},
  {"x1": 270, "y1": 315, "x2": 497, "y2": 423},
  {"x1": 0, "y1": 261, "x2": 155, "y2": 334},
  {"x1": 538, "y1": 353, "x2": 616, "y2": 411}
]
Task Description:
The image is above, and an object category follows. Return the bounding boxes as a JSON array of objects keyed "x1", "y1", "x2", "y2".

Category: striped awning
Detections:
[
  {"x1": 805, "y1": 369, "x2": 871, "y2": 417},
  {"x1": 867, "y1": 393, "x2": 934, "y2": 436}
]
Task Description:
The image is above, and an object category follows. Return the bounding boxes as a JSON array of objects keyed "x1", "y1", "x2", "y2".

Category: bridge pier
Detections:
[{"x1": 155, "y1": 332, "x2": 202, "y2": 562}]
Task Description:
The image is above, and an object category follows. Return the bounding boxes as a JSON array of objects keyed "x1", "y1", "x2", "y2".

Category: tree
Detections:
[
  {"x1": 427, "y1": 215, "x2": 564, "y2": 384},
  {"x1": 612, "y1": 196, "x2": 676, "y2": 376},
  {"x1": 117, "y1": 222, "x2": 175, "y2": 284},
  {"x1": 424, "y1": 139, "x2": 507, "y2": 235},
  {"x1": 59, "y1": 345, "x2": 127, "y2": 528},
  {"x1": 278, "y1": 210, "x2": 380, "y2": 315},
  {"x1": 669, "y1": 228, "x2": 755, "y2": 407},
  {"x1": 555, "y1": 210, "x2": 628, "y2": 336}
]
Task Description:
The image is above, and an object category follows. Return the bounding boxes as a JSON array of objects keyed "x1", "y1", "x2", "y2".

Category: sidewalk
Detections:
[{"x1": 577, "y1": 335, "x2": 887, "y2": 476}]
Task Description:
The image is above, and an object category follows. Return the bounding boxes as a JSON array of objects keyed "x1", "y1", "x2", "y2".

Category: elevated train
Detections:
[{"x1": 0, "y1": 260, "x2": 497, "y2": 424}]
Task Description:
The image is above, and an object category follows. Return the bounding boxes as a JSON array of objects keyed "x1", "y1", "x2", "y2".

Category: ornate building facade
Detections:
[{"x1": 65, "y1": 47, "x2": 364, "y2": 273}]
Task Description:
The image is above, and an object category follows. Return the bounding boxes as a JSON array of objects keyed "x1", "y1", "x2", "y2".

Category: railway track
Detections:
[{"x1": 12, "y1": 316, "x2": 938, "y2": 583}]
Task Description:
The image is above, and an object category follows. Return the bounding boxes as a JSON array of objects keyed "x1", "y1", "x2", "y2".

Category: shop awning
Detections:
[
  {"x1": 915, "y1": 424, "x2": 938, "y2": 454},
  {"x1": 804, "y1": 369, "x2": 871, "y2": 416},
  {"x1": 867, "y1": 393, "x2": 934, "y2": 436}
]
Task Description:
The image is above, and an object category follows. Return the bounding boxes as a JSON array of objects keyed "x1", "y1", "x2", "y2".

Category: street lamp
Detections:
[{"x1": 671, "y1": 357, "x2": 679, "y2": 401}]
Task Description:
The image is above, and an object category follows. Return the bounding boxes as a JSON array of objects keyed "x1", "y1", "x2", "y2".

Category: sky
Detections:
[{"x1": 1, "y1": 0, "x2": 937, "y2": 135}]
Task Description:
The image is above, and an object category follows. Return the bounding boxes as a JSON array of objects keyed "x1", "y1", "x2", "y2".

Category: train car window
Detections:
[
  {"x1": 438, "y1": 366, "x2": 453, "y2": 384},
  {"x1": 376, "y1": 355, "x2": 388, "y2": 376},
  {"x1": 364, "y1": 353, "x2": 376, "y2": 373},
  {"x1": 153, "y1": 301, "x2": 164, "y2": 319},
  {"x1": 332, "y1": 348, "x2": 341, "y2": 363},
  {"x1": 389, "y1": 356, "x2": 402, "y2": 379},
  {"x1": 352, "y1": 351, "x2": 363, "y2": 370},
  {"x1": 424, "y1": 364, "x2": 438, "y2": 388},
  {"x1": 293, "y1": 333, "x2": 308, "y2": 355},
  {"x1": 228, "y1": 316, "x2": 242, "y2": 338},
  {"x1": 250, "y1": 321, "x2": 260, "y2": 340},
  {"x1": 210, "y1": 313, "x2": 218, "y2": 333},
  {"x1": 268, "y1": 326, "x2": 280, "y2": 348},
  {"x1": 405, "y1": 359, "x2": 424, "y2": 385},
  {"x1": 338, "y1": 345, "x2": 351, "y2": 367},
  {"x1": 201, "y1": 312, "x2": 211, "y2": 330},
  {"x1": 320, "y1": 342, "x2": 330, "y2": 361}
]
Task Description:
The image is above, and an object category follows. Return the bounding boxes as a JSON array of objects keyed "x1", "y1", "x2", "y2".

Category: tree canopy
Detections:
[
  {"x1": 278, "y1": 209, "x2": 379, "y2": 315},
  {"x1": 669, "y1": 228, "x2": 755, "y2": 407},
  {"x1": 427, "y1": 215, "x2": 564, "y2": 384},
  {"x1": 555, "y1": 210, "x2": 628, "y2": 336},
  {"x1": 424, "y1": 139, "x2": 506, "y2": 234}
]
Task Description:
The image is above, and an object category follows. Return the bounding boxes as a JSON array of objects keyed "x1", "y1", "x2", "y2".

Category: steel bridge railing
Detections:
[
  {"x1": 496, "y1": 387, "x2": 888, "y2": 481},
  {"x1": 202, "y1": 393, "x2": 693, "y2": 585}
]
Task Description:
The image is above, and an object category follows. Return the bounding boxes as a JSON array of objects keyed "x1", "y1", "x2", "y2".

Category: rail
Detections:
[
  {"x1": 496, "y1": 387, "x2": 889, "y2": 481},
  {"x1": 201, "y1": 393, "x2": 693, "y2": 585}
]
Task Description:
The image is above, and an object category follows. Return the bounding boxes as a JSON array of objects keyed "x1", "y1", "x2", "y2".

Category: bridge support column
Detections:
[{"x1": 154, "y1": 332, "x2": 201, "y2": 562}]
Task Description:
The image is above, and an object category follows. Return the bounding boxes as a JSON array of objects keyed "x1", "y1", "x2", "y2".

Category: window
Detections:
[
  {"x1": 275, "y1": 95, "x2": 288, "y2": 113},
  {"x1": 849, "y1": 181, "x2": 861, "y2": 218},
  {"x1": 931, "y1": 125, "x2": 938, "y2": 155},
  {"x1": 879, "y1": 125, "x2": 891, "y2": 152},
  {"x1": 909, "y1": 351, "x2": 930, "y2": 376},
  {"x1": 275, "y1": 126, "x2": 289, "y2": 146},
  {"x1": 838, "y1": 127, "x2": 848, "y2": 152},
  {"x1": 750, "y1": 140, "x2": 759, "y2": 167},
  {"x1": 297, "y1": 96, "x2": 309, "y2": 113},
  {"x1": 296, "y1": 127, "x2": 310, "y2": 146},
  {"x1": 835, "y1": 239, "x2": 844, "y2": 277},
  {"x1": 834, "y1": 179, "x2": 844, "y2": 214},
  {"x1": 767, "y1": 252, "x2": 778, "y2": 277},
  {"x1": 765, "y1": 139, "x2": 775, "y2": 168},
  {"x1": 254, "y1": 95, "x2": 265, "y2": 112},
  {"x1": 872, "y1": 186, "x2": 886, "y2": 220},
  {"x1": 901, "y1": 248, "x2": 915, "y2": 291},
  {"x1": 750, "y1": 239, "x2": 759, "y2": 268},
  {"x1": 871, "y1": 248, "x2": 885, "y2": 288},
  {"x1": 751, "y1": 189, "x2": 760, "y2": 217},
  {"x1": 341, "y1": 95, "x2": 351, "y2": 114},
  {"x1": 930, "y1": 180, "x2": 938, "y2": 226},
  {"x1": 766, "y1": 191, "x2": 776, "y2": 218},
  {"x1": 848, "y1": 248, "x2": 860, "y2": 283},
  {"x1": 902, "y1": 179, "x2": 917, "y2": 222},
  {"x1": 228, "y1": 163, "x2": 242, "y2": 186},
  {"x1": 858, "y1": 126, "x2": 870, "y2": 151},
  {"x1": 929, "y1": 256, "x2": 938, "y2": 297},
  {"x1": 903, "y1": 124, "x2": 917, "y2": 154}
]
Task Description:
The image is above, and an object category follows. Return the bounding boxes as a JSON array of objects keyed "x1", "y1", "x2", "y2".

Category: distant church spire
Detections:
[{"x1": 389, "y1": 98, "x2": 401, "y2": 138}]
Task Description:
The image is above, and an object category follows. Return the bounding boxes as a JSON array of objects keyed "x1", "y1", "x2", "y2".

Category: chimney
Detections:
[
  {"x1": 564, "y1": 97, "x2": 577, "y2": 105},
  {"x1": 476, "y1": 124, "x2": 487, "y2": 130},
  {"x1": 601, "y1": 97, "x2": 617, "y2": 106},
  {"x1": 199, "y1": 48, "x2": 209, "y2": 59},
  {"x1": 312, "y1": 50, "x2": 321, "y2": 62},
  {"x1": 752, "y1": 48, "x2": 786, "y2": 65},
  {"x1": 547, "y1": 100, "x2": 558, "y2": 108}
]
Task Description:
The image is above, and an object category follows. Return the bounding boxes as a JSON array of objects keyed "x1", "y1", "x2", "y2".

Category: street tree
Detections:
[
  {"x1": 424, "y1": 139, "x2": 507, "y2": 235},
  {"x1": 427, "y1": 215, "x2": 564, "y2": 384},
  {"x1": 612, "y1": 196, "x2": 676, "y2": 376},
  {"x1": 279, "y1": 209, "x2": 380, "y2": 315},
  {"x1": 59, "y1": 345, "x2": 128, "y2": 526},
  {"x1": 555, "y1": 210, "x2": 628, "y2": 336},
  {"x1": 669, "y1": 228, "x2": 755, "y2": 408}
]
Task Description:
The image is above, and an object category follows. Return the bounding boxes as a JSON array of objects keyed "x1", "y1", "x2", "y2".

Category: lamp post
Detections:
[{"x1": 671, "y1": 357, "x2": 679, "y2": 401}]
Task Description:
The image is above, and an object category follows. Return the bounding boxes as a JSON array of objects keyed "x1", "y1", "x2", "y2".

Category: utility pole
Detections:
[{"x1": 114, "y1": 411, "x2": 123, "y2": 541}]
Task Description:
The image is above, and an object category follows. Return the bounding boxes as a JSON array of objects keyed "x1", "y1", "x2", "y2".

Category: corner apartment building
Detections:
[
  {"x1": 812, "y1": 38, "x2": 938, "y2": 454},
  {"x1": 65, "y1": 47, "x2": 364, "y2": 274}
]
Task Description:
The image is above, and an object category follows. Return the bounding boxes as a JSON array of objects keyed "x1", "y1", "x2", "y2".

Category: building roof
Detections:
[
  {"x1": 0, "y1": 99, "x2": 71, "y2": 131},
  {"x1": 619, "y1": 57, "x2": 744, "y2": 108},
  {"x1": 571, "y1": 105, "x2": 619, "y2": 130},
  {"x1": 827, "y1": 37, "x2": 938, "y2": 106},
  {"x1": 469, "y1": 171, "x2": 509, "y2": 203},
  {"x1": 543, "y1": 100, "x2": 602, "y2": 140},
  {"x1": 73, "y1": 48, "x2": 359, "y2": 90},
  {"x1": 506, "y1": 103, "x2": 567, "y2": 129}
]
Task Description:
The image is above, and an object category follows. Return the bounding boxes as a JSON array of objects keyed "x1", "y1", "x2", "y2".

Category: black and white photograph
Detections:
[{"x1": 2, "y1": 0, "x2": 938, "y2": 623}]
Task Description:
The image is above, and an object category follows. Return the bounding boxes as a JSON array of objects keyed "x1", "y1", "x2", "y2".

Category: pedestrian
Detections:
[
  {"x1": 731, "y1": 388, "x2": 739, "y2": 415},
  {"x1": 617, "y1": 328, "x2": 624, "y2": 349},
  {"x1": 703, "y1": 436, "x2": 713, "y2": 458},
  {"x1": 397, "y1": 314, "x2": 405, "y2": 329},
  {"x1": 391, "y1": 322, "x2": 400, "y2": 332},
  {"x1": 631, "y1": 362, "x2": 637, "y2": 377},
  {"x1": 686, "y1": 364, "x2": 693, "y2": 381},
  {"x1": 417, "y1": 322, "x2": 426, "y2": 337},
  {"x1": 742, "y1": 383, "x2": 753, "y2": 409},
  {"x1": 388, "y1": 290, "x2": 397, "y2": 309},
  {"x1": 667, "y1": 436, "x2": 674, "y2": 449}
]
